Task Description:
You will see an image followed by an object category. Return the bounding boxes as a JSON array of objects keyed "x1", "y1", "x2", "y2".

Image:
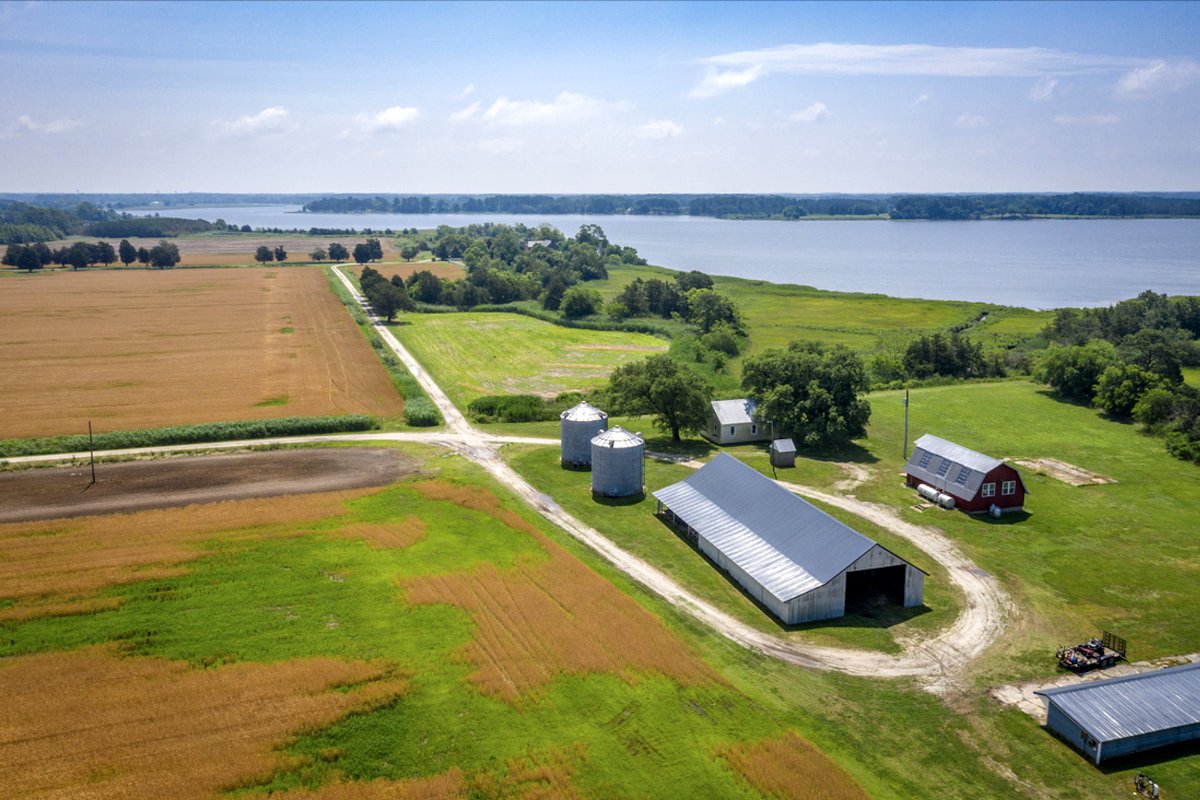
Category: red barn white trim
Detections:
[{"x1": 904, "y1": 434, "x2": 1027, "y2": 514}]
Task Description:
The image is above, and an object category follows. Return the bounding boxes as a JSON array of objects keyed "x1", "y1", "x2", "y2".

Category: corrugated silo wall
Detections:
[
  {"x1": 562, "y1": 418, "x2": 605, "y2": 466},
  {"x1": 590, "y1": 443, "x2": 643, "y2": 496}
]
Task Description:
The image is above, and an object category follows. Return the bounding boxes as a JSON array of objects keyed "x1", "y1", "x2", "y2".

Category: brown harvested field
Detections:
[
  {"x1": 374, "y1": 261, "x2": 464, "y2": 282},
  {"x1": 0, "y1": 485, "x2": 381, "y2": 621},
  {"x1": 270, "y1": 772, "x2": 467, "y2": 800},
  {"x1": 403, "y1": 480, "x2": 716, "y2": 703},
  {"x1": 0, "y1": 647, "x2": 407, "y2": 800},
  {"x1": 0, "y1": 267, "x2": 405, "y2": 439},
  {"x1": 716, "y1": 731, "x2": 870, "y2": 800},
  {"x1": 0, "y1": 447, "x2": 417, "y2": 523}
]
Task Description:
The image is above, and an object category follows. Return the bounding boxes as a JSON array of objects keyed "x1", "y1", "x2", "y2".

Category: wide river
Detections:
[{"x1": 185, "y1": 206, "x2": 1199, "y2": 309}]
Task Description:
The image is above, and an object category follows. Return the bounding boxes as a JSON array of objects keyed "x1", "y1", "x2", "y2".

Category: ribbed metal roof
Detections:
[
  {"x1": 771, "y1": 438, "x2": 796, "y2": 454},
  {"x1": 653, "y1": 453, "x2": 879, "y2": 603},
  {"x1": 711, "y1": 398, "x2": 758, "y2": 426},
  {"x1": 591, "y1": 425, "x2": 643, "y2": 449},
  {"x1": 1035, "y1": 662, "x2": 1200, "y2": 743},
  {"x1": 904, "y1": 433, "x2": 1022, "y2": 501},
  {"x1": 561, "y1": 401, "x2": 607, "y2": 422}
]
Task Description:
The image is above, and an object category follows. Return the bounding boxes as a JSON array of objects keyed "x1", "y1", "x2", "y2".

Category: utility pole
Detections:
[
  {"x1": 88, "y1": 420, "x2": 96, "y2": 486},
  {"x1": 902, "y1": 389, "x2": 910, "y2": 459}
]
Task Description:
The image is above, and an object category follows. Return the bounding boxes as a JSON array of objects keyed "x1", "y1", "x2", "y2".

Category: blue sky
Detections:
[{"x1": 2, "y1": 0, "x2": 1198, "y2": 193}]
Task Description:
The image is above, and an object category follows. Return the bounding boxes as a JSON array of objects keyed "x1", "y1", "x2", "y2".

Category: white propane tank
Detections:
[{"x1": 917, "y1": 484, "x2": 956, "y2": 509}]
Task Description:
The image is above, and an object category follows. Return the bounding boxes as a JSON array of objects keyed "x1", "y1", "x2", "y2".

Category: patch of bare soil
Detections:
[
  {"x1": 0, "y1": 447, "x2": 416, "y2": 523},
  {"x1": 1013, "y1": 458, "x2": 1115, "y2": 486}
]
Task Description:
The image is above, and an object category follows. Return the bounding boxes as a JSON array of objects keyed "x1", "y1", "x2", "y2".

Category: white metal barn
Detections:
[{"x1": 653, "y1": 453, "x2": 926, "y2": 624}]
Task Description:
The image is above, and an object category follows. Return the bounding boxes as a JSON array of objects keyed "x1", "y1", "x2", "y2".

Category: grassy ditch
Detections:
[{"x1": 324, "y1": 267, "x2": 440, "y2": 427}]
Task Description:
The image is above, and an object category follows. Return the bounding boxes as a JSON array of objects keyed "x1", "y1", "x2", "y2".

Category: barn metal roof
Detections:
[
  {"x1": 561, "y1": 401, "x2": 607, "y2": 422},
  {"x1": 652, "y1": 453, "x2": 882, "y2": 603},
  {"x1": 903, "y1": 434, "x2": 1025, "y2": 501},
  {"x1": 711, "y1": 399, "x2": 758, "y2": 426},
  {"x1": 1035, "y1": 662, "x2": 1200, "y2": 743},
  {"x1": 591, "y1": 426, "x2": 643, "y2": 449},
  {"x1": 771, "y1": 438, "x2": 796, "y2": 454}
]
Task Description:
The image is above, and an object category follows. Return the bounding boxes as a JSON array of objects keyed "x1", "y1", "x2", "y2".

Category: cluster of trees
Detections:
[
  {"x1": 254, "y1": 245, "x2": 289, "y2": 264},
  {"x1": 890, "y1": 194, "x2": 1200, "y2": 220},
  {"x1": 397, "y1": 224, "x2": 643, "y2": 313},
  {"x1": 0, "y1": 200, "x2": 113, "y2": 244},
  {"x1": 1035, "y1": 291, "x2": 1200, "y2": 462},
  {"x1": 3, "y1": 238, "x2": 179, "y2": 270},
  {"x1": 605, "y1": 341, "x2": 871, "y2": 448},
  {"x1": 359, "y1": 266, "x2": 413, "y2": 322}
]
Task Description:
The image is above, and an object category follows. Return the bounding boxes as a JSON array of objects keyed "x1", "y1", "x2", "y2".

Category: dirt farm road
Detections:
[{"x1": 1, "y1": 267, "x2": 1011, "y2": 693}]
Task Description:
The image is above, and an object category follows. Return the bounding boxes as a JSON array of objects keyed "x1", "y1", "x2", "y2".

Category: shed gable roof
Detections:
[
  {"x1": 711, "y1": 399, "x2": 758, "y2": 426},
  {"x1": 653, "y1": 454, "x2": 894, "y2": 603},
  {"x1": 1035, "y1": 661, "x2": 1200, "y2": 743},
  {"x1": 904, "y1": 434, "x2": 1025, "y2": 501}
]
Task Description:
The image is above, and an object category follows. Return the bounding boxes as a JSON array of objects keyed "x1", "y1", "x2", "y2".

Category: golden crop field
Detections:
[
  {"x1": 0, "y1": 267, "x2": 404, "y2": 439},
  {"x1": 0, "y1": 489, "x2": 376, "y2": 622},
  {"x1": 403, "y1": 480, "x2": 716, "y2": 702},
  {"x1": 717, "y1": 731, "x2": 871, "y2": 800},
  {"x1": 0, "y1": 647, "x2": 408, "y2": 800}
]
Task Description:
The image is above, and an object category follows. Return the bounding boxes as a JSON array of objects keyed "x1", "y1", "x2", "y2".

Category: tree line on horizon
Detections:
[{"x1": 301, "y1": 192, "x2": 1200, "y2": 220}]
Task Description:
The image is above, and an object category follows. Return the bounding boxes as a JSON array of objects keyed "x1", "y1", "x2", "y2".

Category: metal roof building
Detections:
[
  {"x1": 702, "y1": 399, "x2": 772, "y2": 446},
  {"x1": 904, "y1": 434, "x2": 1028, "y2": 513},
  {"x1": 1035, "y1": 662, "x2": 1200, "y2": 764},
  {"x1": 653, "y1": 453, "x2": 925, "y2": 624}
]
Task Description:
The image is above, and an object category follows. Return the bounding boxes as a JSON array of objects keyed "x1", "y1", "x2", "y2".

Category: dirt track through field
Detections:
[{"x1": 2, "y1": 269, "x2": 1012, "y2": 692}]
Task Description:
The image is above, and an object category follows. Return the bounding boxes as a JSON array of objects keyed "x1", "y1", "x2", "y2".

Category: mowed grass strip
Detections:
[
  {"x1": 716, "y1": 730, "x2": 870, "y2": 800},
  {"x1": 0, "y1": 647, "x2": 407, "y2": 800},
  {"x1": 0, "y1": 489, "x2": 377, "y2": 621},
  {"x1": 402, "y1": 480, "x2": 716, "y2": 702},
  {"x1": 0, "y1": 267, "x2": 404, "y2": 439},
  {"x1": 390, "y1": 312, "x2": 667, "y2": 409}
]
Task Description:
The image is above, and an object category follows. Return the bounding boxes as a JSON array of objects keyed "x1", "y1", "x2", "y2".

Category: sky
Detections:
[{"x1": 2, "y1": 0, "x2": 1199, "y2": 194}]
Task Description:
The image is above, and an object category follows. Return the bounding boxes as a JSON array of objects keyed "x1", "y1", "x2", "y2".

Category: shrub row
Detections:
[
  {"x1": 0, "y1": 415, "x2": 378, "y2": 459},
  {"x1": 403, "y1": 398, "x2": 440, "y2": 427},
  {"x1": 449, "y1": 302, "x2": 673, "y2": 337},
  {"x1": 468, "y1": 392, "x2": 583, "y2": 424}
]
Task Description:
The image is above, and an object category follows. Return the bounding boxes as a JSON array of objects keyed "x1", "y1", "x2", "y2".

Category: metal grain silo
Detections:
[
  {"x1": 560, "y1": 401, "x2": 608, "y2": 467},
  {"x1": 590, "y1": 426, "x2": 645, "y2": 498}
]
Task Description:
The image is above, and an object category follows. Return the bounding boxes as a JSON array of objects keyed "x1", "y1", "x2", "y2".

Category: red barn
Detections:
[{"x1": 903, "y1": 434, "x2": 1027, "y2": 514}]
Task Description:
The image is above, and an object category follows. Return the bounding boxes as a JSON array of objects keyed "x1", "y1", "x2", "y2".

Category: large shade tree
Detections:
[
  {"x1": 606, "y1": 354, "x2": 712, "y2": 442},
  {"x1": 741, "y1": 341, "x2": 872, "y2": 448}
]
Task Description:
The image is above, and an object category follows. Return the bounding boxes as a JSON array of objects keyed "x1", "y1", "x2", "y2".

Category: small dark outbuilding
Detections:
[
  {"x1": 769, "y1": 438, "x2": 796, "y2": 468},
  {"x1": 1035, "y1": 661, "x2": 1200, "y2": 764}
]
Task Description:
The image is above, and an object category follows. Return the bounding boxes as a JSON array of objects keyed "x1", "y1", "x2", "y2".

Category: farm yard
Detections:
[
  {"x1": 0, "y1": 267, "x2": 404, "y2": 439},
  {"x1": 390, "y1": 311, "x2": 668, "y2": 409}
]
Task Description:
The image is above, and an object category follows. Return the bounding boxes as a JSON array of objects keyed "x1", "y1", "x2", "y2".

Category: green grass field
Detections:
[{"x1": 389, "y1": 311, "x2": 668, "y2": 408}]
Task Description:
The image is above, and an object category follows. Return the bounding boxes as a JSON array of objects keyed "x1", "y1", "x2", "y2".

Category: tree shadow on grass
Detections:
[{"x1": 641, "y1": 436, "x2": 717, "y2": 461}]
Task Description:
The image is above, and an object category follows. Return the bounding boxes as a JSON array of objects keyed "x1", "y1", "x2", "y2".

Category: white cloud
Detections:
[
  {"x1": 637, "y1": 119, "x2": 683, "y2": 138},
  {"x1": 688, "y1": 42, "x2": 1196, "y2": 97},
  {"x1": 955, "y1": 114, "x2": 990, "y2": 129},
  {"x1": 1030, "y1": 77, "x2": 1059, "y2": 101},
  {"x1": 912, "y1": 93, "x2": 930, "y2": 106},
  {"x1": 477, "y1": 137, "x2": 521, "y2": 154},
  {"x1": 789, "y1": 102, "x2": 829, "y2": 123},
  {"x1": 352, "y1": 106, "x2": 420, "y2": 134},
  {"x1": 448, "y1": 101, "x2": 481, "y2": 123},
  {"x1": 1054, "y1": 113, "x2": 1120, "y2": 126},
  {"x1": 457, "y1": 83, "x2": 476, "y2": 99},
  {"x1": 1116, "y1": 59, "x2": 1200, "y2": 95},
  {"x1": 482, "y1": 91, "x2": 623, "y2": 126},
  {"x1": 688, "y1": 64, "x2": 766, "y2": 98},
  {"x1": 210, "y1": 106, "x2": 291, "y2": 137},
  {"x1": 14, "y1": 115, "x2": 82, "y2": 134}
]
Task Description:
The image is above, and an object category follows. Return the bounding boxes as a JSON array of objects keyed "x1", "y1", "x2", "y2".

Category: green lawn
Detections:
[
  {"x1": 505, "y1": 444, "x2": 959, "y2": 652},
  {"x1": 849, "y1": 379, "x2": 1200, "y2": 685},
  {"x1": 389, "y1": 311, "x2": 667, "y2": 409}
]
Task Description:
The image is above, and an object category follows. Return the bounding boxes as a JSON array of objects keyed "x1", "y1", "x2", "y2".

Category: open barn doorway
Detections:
[{"x1": 844, "y1": 565, "x2": 906, "y2": 614}]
